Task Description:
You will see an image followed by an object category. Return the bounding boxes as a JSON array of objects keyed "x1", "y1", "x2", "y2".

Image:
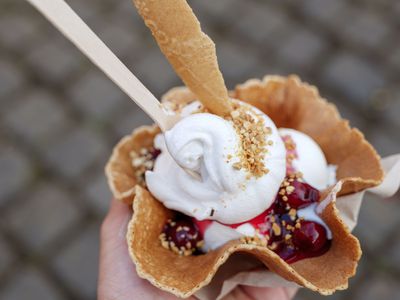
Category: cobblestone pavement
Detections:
[{"x1": 0, "y1": 0, "x2": 400, "y2": 299}]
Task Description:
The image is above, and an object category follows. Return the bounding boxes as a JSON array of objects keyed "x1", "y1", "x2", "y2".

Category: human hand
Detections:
[{"x1": 98, "y1": 199, "x2": 298, "y2": 300}]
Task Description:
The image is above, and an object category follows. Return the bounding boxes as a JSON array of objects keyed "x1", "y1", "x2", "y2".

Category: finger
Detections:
[
  {"x1": 224, "y1": 285, "x2": 298, "y2": 300},
  {"x1": 284, "y1": 287, "x2": 298, "y2": 298},
  {"x1": 241, "y1": 286, "x2": 298, "y2": 300},
  {"x1": 100, "y1": 199, "x2": 132, "y2": 242},
  {"x1": 98, "y1": 199, "x2": 133, "y2": 299}
]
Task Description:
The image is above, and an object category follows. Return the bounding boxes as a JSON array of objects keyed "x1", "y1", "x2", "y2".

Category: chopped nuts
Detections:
[
  {"x1": 129, "y1": 146, "x2": 160, "y2": 187},
  {"x1": 240, "y1": 232, "x2": 268, "y2": 247},
  {"x1": 226, "y1": 104, "x2": 272, "y2": 178},
  {"x1": 272, "y1": 223, "x2": 282, "y2": 236}
]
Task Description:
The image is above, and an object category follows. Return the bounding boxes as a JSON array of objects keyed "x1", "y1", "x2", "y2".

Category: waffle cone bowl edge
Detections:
[{"x1": 105, "y1": 75, "x2": 384, "y2": 297}]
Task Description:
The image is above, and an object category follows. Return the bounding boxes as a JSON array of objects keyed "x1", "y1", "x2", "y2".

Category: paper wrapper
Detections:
[{"x1": 195, "y1": 154, "x2": 400, "y2": 300}]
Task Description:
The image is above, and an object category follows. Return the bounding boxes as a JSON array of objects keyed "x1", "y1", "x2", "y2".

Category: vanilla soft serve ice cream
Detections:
[
  {"x1": 279, "y1": 128, "x2": 336, "y2": 189},
  {"x1": 146, "y1": 101, "x2": 287, "y2": 224}
]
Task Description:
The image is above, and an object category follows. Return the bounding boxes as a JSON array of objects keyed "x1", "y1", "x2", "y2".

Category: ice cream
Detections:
[
  {"x1": 146, "y1": 101, "x2": 287, "y2": 224},
  {"x1": 279, "y1": 128, "x2": 334, "y2": 189},
  {"x1": 106, "y1": 77, "x2": 378, "y2": 296},
  {"x1": 146, "y1": 98, "x2": 338, "y2": 255}
]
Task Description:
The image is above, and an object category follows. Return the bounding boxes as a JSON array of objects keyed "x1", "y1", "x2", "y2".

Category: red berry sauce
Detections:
[
  {"x1": 192, "y1": 174, "x2": 331, "y2": 263},
  {"x1": 149, "y1": 148, "x2": 161, "y2": 160}
]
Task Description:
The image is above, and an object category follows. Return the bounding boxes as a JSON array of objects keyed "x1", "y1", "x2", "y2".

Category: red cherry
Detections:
[
  {"x1": 162, "y1": 217, "x2": 203, "y2": 251},
  {"x1": 292, "y1": 221, "x2": 327, "y2": 253},
  {"x1": 279, "y1": 179, "x2": 319, "y2": 209},
  {"x1": 276, "y1": 244, "x2": 297, "y2": 262},
  {"x1": 150, "y1": 148, "x2": 161, "y2": 160},
  {"x1": 272, "y1": 199, "x2": 288, "y2": 215}
]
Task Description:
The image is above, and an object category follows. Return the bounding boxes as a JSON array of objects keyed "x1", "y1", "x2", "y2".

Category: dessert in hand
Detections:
[
  {"x1": 105, "y1": 0, "x2": 384, "y2": 298},
  {"x1": 107, "y1": 77, "x2": 383, "y2": 297},
  {"x1": 148, "y1": 99, "x2": 334, "y2": 261}
]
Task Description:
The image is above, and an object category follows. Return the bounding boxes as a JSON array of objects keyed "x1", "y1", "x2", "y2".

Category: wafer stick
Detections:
[{"x1": 133, "y1": 0, "x2": 233, "y2": 116}]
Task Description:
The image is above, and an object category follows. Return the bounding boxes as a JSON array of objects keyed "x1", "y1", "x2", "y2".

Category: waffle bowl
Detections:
[{"x1": 105, "y1": 75, "x2": 384, "y2": 297}]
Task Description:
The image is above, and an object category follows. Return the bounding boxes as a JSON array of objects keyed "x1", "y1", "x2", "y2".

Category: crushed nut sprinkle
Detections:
[
  {"x1": 129, "y1": 146, "x2": 161, "y2": 187},
  {"x1": 240, "y1": 232, "x2": 268, "y2": 247},
  {"x1": 226, "y1": 104, "x2": 272, "y2": 178},
  {"x1": 272, "y1": 222, "x2": 282, "y2": 236}
]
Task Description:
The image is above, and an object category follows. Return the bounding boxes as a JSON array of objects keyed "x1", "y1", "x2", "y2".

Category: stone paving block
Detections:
[
  {"x1": 0, "y1": 13, "x2": 42, "y2": 51},
  {"x1": 108, "y1": 0, "x2": 145, "y2": 29},
  {"x1": 387, "y1": 231, "x2": 400, "y2": 270},
  {"x1": 113, "y1": 108, "x2": 153, "y2": 138},
  {"x1": 5, "y1": 183, "x2": 82, "y2": 253},
  {"x1": 0, "y1": 144, "x2": 33, "y2": 205},
  {"x1": 190, "y1": 0, "x2": 243, "y2": 19},
  {"x1": 65, "y1": 0, "x2": 105, "y2": 24},
  {"x1": 358, "y1": 0, "x2": 397, "y2": 10},
  {"x1": 190, "y1": 0, "x2": 245, "y2": 27},
  {"x1": 331, "y1": 99, "x2": 367, "y2": 133},
  {"x1": 98, "y1": 22, "x2": 142, "y2": 60},
  {"x1": 68, "y1": 70, "x2": 127, "y2": 122},
  {"x1": 2, "y1": 89, "x2": 72, "y2": 146},
  {"x1": 353, "y1": 193, "x2": 400, "y2": 251},
  {"x1": 341, "y1": 10, "x2": 391, "y2": 50},
  {"x1": 385, "y1": 89, "x2": 400, "y2": 129},
  {"x1": 394, "y1": 2, "x2": 400, "y2": 17},
  {"x1": 249, "y1": 59, "x2": 292, "y2": 79},
  {"x1": 84, "y1": 171, "x2": 111, "y2": 217},
  {"x1": 234, "y1": 3, "x2": 293, "y2": 47},
  {"x1": 352, "y1": 273, "x2": 400, "y2": 300},
  {"x1": 368, "y1": 124, "x2": 400, "y2": 157},
  {"x1": 0, "y1": 234, "x2": 14, "y2": 276},
  {"x1": 43, "y1": 126, "x2": 108, "y2": 178},
  {"x1": 25, "y1": 36, "x2": 83, "y2": 84},
  {"x1": 299, "y1": 0, "x2": 348, "y2": 27},
  {"x1": 0, "y1": 59, "x2": 25, "y2": 101},
  {"x1": 0, "y1": 266, "x2": 65, "y2": 300},
  {"x1": 322, "y1": 52, "x2": 385, "y2": 106},
  {"x1": 217, "y1": 40, "x2": 260, "y2": 87},
  {"x1": 388, "y1": 46, "x2": 400, "y2": 71},
  {"x1": 277, "y1": 28, "x2": 327, "y2": 69},
  {"x1": 52, "y1": 222, "x2": 100, "y2": 299},
  {"x1": 133, "y1": 48, "x2": 180, "y2": 97}
]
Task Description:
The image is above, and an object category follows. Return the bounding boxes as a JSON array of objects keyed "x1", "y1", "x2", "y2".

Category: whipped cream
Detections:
[
  {"x1": 279, "y1": 128, "x2": 334, "y2": 189},
  {"x1": 146, "y1": 102, "x2": 286, "y2": 224}
]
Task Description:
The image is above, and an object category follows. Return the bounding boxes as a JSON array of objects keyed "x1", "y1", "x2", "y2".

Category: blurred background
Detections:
[{"x1": 0, "y1": 0, "x2": 399, "y2": 299}]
